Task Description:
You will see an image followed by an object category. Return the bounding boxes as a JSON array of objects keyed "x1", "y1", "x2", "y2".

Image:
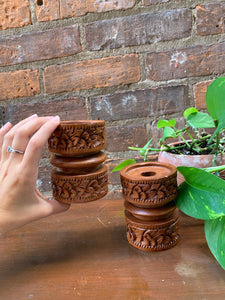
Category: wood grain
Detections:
[{"x1": 0, "y1": 198, "x2": 225, "y2": 299}]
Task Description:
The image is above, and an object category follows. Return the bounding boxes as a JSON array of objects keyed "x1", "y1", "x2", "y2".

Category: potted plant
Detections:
[
  {"x1": 112, "y1": 77, "x2": 225, "y2": 269},
  {"x1": 115, "y1": 77, "x2": 225, "y2": 183}
]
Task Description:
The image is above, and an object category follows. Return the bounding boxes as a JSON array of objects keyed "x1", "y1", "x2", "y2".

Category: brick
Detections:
[
  {"x1": 44, "y1": 54, "x2": 141, "y2": 94},
  {"x1": 37, "y1": 161, "x2": 52, "y2": 193},
  {"x1": 142, "y1": 0, "x2": 178, "y2": 4},
  {"x1": 36, "y1": 0, "x2": 59, "y2": 22},
  {"x1": 2, "y1": 96, "x2": 87, "y2": 161},
  {"x1": 0, "y1": 69, "x2": 40, "y2": 101},
  {"x1": 90, "y1": 85, "x2": 188, "y2": 121},
  {"x1": 36, "y1": 0, "x2": 136, "y2": 22},
  {"x1": 3, "y1": 97, "x2": 87, "y2": 125},
  {"x1": 106, "y1": 158, "x2": 126, "y2": 186},
  {"x1": 0, "y1": 0, "x2": 31, "y2": 30},
  {"x1": 106, "y1": 124, "x2": 147, "y2": 152},
  {"x1": 145, "y1": 42, "x2": 225, "y2": 81},
  {"x1": 104, "y1": 189, "x2": 122, "y2": 200},
  {"x1": 85, "y1": 9, "x2": 192, "y2": 50},
  {"x1": 196, "y1": 4, "x2": 225, "y2": 36},
  {"x1": 0, "y1": 26, "x2": 81, "y2": 67},
  {"x1": 0, "y1": 107, "x2": 4, "y2": 127},
  {"x1": 193, "y1": 80, "x2": 212, "y2": 110}
]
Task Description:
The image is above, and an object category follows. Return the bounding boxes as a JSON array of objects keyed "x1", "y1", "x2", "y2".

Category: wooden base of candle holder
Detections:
[
  {"x1": 48, "y1": 120, "x2": 108, "y2": 204},
  {"x1": 51, "y1": 165, "x2": 108, "y2": 204},
  {"x1": 125, "y1": 208, "x2": 180, "y2": 252},
  {"x1": 120, "y1": 162, "x2": 180, "y2": 251}
]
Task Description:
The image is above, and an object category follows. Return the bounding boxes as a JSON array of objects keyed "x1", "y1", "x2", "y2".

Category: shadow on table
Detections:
[{"x1": 0, "y1": 224, "x2": 127, "y2": 284}]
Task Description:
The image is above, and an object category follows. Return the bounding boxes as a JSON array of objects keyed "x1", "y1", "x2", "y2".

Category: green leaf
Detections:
[
  {"x1": 111, "y1": 159, "x2": 136, "y2": 173},
  {"x1": 157, "y1": 119, "x2": 176, "y2": 129},
  {"x1": 205, "y1": 217, "x2": 225, "y2": 270},
  {"x1": 176, "y1": 167, "x2": 225, "y2": 219},
  {"x1": 177, "y1": 166, "x2": 225, "y2": 193},
  {"x1": 162, "y1": 127, "x2": 176, "y2": 141},
  {"x1": 187, "y1": 111, "x2": 215, "y2": 129},
  {"x1": 176, "y1": 182, "x2": 225, "y2": 220},
  {"x1": 206, "y1": 77, "x2": 225, "y2": 120},
  {"x1": 183, "y1": 107, "x2": 198, "y2": 119}
]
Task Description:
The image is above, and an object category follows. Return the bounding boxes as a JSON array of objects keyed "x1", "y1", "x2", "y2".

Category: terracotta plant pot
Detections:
[
  {"x1": 48, "y1": 120, "x2": 108, "y2": 204},
  {"x1": 158, "y1": 141, "x2": 225, "y2": 185},
  {"x1": 120, "y1": 162, "x2": 180, "y2": 252}
]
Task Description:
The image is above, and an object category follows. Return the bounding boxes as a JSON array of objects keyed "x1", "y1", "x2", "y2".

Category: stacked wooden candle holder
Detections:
[
  {"x1": 120, "y1": 162, "x2": 180, "y2": 252},
  {"x1": 48, "y1": 120, "x2": 108, "y2": 204}
]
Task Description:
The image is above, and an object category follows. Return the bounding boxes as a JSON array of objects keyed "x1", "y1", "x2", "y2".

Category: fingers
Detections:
[
  {"x1": 22, "y1": 116, "x2": 60, "y2": 171},
  {"x1": 11, "y1": 117, "x2": 56, "y2": 162},
  {"x1": 0, "y1": 122, "x2": 12, "y2": 145},
  {"x1": 1, "y1": 114, "x2": 38, "y2": 161},
  {"x1": 0, "y1": 122, "x2": 12, "y2": 161},
  {"x1": 1, "y1": 115, "x2": 59, "y2": 188}
]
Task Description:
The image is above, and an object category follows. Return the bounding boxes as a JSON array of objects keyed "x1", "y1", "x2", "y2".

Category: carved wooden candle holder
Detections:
[
  {"x1": 120, "y1": 162, "x2": 180, "y2": 252},
  {"x1": 48, "y1": 120, "x2": 108, "y2": 204}
]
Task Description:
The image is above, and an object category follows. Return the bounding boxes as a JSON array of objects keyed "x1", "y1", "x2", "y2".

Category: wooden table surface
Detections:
[{"x1": 0, "y1": 197, "x2": 225, "y2": 300}]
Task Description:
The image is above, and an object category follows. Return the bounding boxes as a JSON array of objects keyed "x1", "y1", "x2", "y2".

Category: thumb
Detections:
[{"x1": 45, "y1": 196, "x2": 71, "y2": 215}]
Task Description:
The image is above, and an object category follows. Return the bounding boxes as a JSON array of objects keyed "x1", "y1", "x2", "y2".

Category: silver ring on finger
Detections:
[{"x1": 7, "y1": 145, "x2": 24, "y2": 154}]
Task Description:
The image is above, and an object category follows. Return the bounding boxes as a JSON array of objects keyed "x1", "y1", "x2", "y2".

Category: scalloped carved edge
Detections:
[
  {"x1": 121, "y1": 176, "x2": 177, "y2": 208},
  {"x1": 125, "y1": 209, "x2": 180, "y2": 251},
  {"x1": 51, "y1": 166, "x2": 108, "y2": 204},
  {"x1": 48, "y1": 123, "x2": 106, "y2": 155}
]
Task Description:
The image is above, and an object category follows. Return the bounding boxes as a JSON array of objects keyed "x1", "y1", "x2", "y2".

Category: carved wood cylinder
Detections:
[
  {"x1": 48, "y1": 120, "x2": 108, "y2": 204},
  {"x1": 120, "y1": 162, "x2": 178, "y2": 208},
  {"x1": 120, "y1": 162, "x2": 180, "y2": 251},
  {"x1": 124, "y1": 202, "x2": 180, "y2": 251}
]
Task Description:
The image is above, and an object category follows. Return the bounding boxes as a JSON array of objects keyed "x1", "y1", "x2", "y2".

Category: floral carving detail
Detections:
[
  {"x1": 121, "y1": 176, "x2": 177, "y2": 207},
  {"x1": 51, "y1": 169, "x2": 108, "y2": 203},
  {"x1": 48, "y1": 124, "x2": 106, "y2": 154},
  {"x1": 126, "y1": 215, "x2": 180, "y2": 251}
]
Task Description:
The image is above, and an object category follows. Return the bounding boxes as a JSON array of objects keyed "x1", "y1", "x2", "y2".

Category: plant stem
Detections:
[
  {"x1": 144, "y1": 150, "x2": 148, "y2": 162},
  {"x1": 216, "y1": 132, "x2": 220, "y2": 152},
  {"x1": 203, "y1": 164, "x2": 225, "y2": 173},
  {"x1": 186, "y1": 128, "x2": 194, "y2": 141},
  {"x1": 179, "y1": 135, "x2": 191, "y2": 148},
  {"x1": 128, "y1": 146, "x2": 161, "y2": 152}
]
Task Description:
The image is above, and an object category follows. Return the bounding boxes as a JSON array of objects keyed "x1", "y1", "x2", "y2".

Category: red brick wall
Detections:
[{"x1": 0, "y1": 0, "x2": 224, "y2": 197}]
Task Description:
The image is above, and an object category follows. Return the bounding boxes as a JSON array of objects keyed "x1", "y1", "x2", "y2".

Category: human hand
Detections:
[{"x1": 0, "y1": 115, "x2": 70, "y2": 235}]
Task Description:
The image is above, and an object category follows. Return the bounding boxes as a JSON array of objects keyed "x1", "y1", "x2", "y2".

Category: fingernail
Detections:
[
  {"x1": 2, "y1": 122, "x2": 11, "y2": 129},
  {"x1": 50, "y1": 115, "x2": 60, "y2": 123},
  {"x1": 28, "y1": 113, "x2": 38, "y2": 119}
]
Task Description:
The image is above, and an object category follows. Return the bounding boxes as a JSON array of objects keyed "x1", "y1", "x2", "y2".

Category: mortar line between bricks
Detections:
[
  {"x1": 85, "y1": 97, "x2": 92, "y2": 120},
  {"x1": 29, "y1": 0, "x2": 38, "y2": 25},
  {"x1": 0, "y1": 0, "x2": 222, "y2": 39},
  {"x1": 1, "y1": 34, "x2": 225, "y2": 73},
  {"x1": 1, "y1": 73, "x2": 224, "y2": 106},
  {"x1": 38, "y1": 68, "x2": 45, "y2": 96}
]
